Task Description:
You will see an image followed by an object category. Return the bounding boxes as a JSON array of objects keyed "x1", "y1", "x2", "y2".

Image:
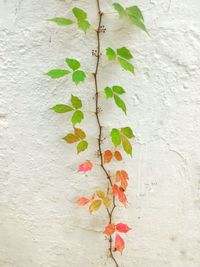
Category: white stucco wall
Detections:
[{"x1": 0, "y1": 0, "x2": 200, "y2": 266}]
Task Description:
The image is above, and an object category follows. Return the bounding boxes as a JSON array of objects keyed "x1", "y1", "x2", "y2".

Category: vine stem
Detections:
[{"x1": 93, "y1": 1, "x2": 119, "y2": 267}]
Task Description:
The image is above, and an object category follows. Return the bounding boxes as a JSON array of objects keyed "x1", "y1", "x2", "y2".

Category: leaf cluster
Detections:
[
  {"x1": 110, "y1": 127, "x2": 135, "y2": 156},
  {"x1": 46, "y1": 58, "x2": 86, "y2": 84},
  {"x1": 113, "y1": 3, "x2": 148, "y2": 33},
  {"x1": 104, "y1": 85, "x2": 126, "y2": 114},
  {"x1": 49, "y1": 7, "x2": 90, "y2": 33},
  {"x1": 106, "y1": 47, "x2": 134, "y2": 74}
]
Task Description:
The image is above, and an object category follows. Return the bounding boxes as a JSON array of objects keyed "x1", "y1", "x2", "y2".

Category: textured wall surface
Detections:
[{"x1": 0, "y1": 0, "x2": 200, "y2": 266}]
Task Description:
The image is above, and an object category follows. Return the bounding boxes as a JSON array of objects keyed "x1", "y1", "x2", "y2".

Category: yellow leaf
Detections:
[
  {"x1": 89, "y1": 200, "x2": 102, "y2": 213},
  {"x1": 103, "y1": 196, "x2": 111, "y2": 208},
  {"x1": 96, "y1": 190, "x2": 105, "y2": 199}
]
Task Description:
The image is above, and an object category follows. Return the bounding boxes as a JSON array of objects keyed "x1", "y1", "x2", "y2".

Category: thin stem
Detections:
[{"x1": 94, "y1": 1, "x2": 119, "y2": 267}]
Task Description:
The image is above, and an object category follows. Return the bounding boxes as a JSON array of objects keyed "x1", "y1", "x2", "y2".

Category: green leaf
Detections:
[
  {"x1": 71, "y1": 95, "x2": 82, "y2": 109},
  {"x1": 63, "y1": 134, "x2": 79, "y2": 144},
  {"x1": 46, "y1": 69, "x2": 70, "y2": 79},
  {"x1": 113, "y1": 3, "x2": 126, "y2": 17},
  {"x1": 50, "y1": 104, "x2": 73, "y2": 113},
  {"x1": 121, "y1": 127, "x2": 135, "y2": 138},
  {"x1": 78, "y1": 20, "x2": 90, "y2": 32},
  {"x1": 126, "y1": 6, "x2": 148, "y2": 33},
  {"x1": 104, "y1": 87, "x2": 113, "y2": 98},
  {"x1": 48, "y1": 18, "x2": 74, "y2": 26},
  {"x1": 106, "y1": 48, "x2": 117, "y2": 61},
  {"x1": 112, "y1": 86, "x2": 125, "y2": 95},
  {"x1": 66, "y1": 58, "x2": 80, "y2": 71},
  {"x1": 71, "y1": 110, "x2": 84, "y2": 125},
  {"x1": 74, "y1": 128, "x2": 86, "y2": 140},
  {"x1": 110, "y1": 128, "x2": 121, "y2": 147},
  {"x1": 77, "y1": 140, "x2": 88, "y2": 153},
  {"x1": 118, "y1": 57, "x2": 135, "y2": 74},
  {"x1": 72, "y1": 70, "x2": 86, "y2": 84},
  {"x1": 117, "y1": 47, "x2": 133, "y2": 60},
  {"x1": 114, "y1": 95, "x2": 126, "y2": 114},
  {"x1": 129, "y1": 16, "x2": 148, "y2": 33},
  {"x1": 126, "y1": 6, "x2": 144, "y2": 21},
  {"x1": 72, "y1": 7, "x2": 87, "y2": 21},
  {"x1": 122, "y1": 136, "x2": 132, "y2": 156}
]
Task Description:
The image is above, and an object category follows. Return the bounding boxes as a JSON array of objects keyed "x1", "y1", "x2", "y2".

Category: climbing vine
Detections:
[{"x1": 46, "y1": 1, "x2": 147, "y2": 266}]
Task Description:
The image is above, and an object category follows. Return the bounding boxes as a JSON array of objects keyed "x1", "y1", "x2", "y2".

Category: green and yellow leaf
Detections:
[
  {"x1": 48, "y1": 18, "x2": 74, "y2": 26},
  {"x1": 114, "y1": 95, "x2": 126, "y2": 114},
  {"x1": 122, "y1": 136, "x2": 132, "y2": 156},
  {"x1": 72, "y1": 7, "x2": 87, "y2": 21},
  {"x1": 46, "y1": 69, "x2": 70, "y2": 79},
  {"x1": 71, "y1": 95, "x2": 82, "y2": 109},
  {"x1": 89, "y1": 200, "x2": 102, "y2": 213},
  {"x1": 121, "y1": 127, "x2": 135, "y2": 138},
  {"x1": 71, "y1": 110, "x2": 84, "y2": 125},
  {"x1": 77, "y1": 140, "x2": 88, "y2": 154},
  {"x1": 110, "y1": 128, "x2": 121, "y2": 147},
  {"x1": 50, "y1": 104, "x2": 73, "y2": 113}
]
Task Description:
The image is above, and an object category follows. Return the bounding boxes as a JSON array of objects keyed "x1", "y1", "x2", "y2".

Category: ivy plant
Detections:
[{"x1": 46, "y1": 1, "x2": 147, "y2": 266}]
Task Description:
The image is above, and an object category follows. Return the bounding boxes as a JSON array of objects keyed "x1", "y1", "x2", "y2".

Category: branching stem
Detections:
[{"x1": 94, "y1": 1, "x2": 119, "y2": 267}]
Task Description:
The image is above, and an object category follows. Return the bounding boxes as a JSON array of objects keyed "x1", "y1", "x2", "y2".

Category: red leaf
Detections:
[
  {"x1": 112, "y1": 184, "x2": 119, "y2": 196},
  {"x1": 78, "y1": 161, "x2": 93, "y2": 172},
  {"x1": 116, "y1": 170, "x2": 128, "y2": 182},
  {"x1": 103, "y1": 224, "x2": 116, "y2": 235},
  {"x1": 112, "y1": 185, "x2": 127, "y2": 205},
  {"x1": 76, "y1": 197, "x2": 90, "y2": 206},
  {"x1": 114, "y1": 234, "x2": 125, "y2": 254},
  {"x1": 104, "y1": 150, "x2": 113, "y2": 163},
  {"x1": 114, "y1": 151, "x2": 122, "y2": 161},
  {"x1": 118, "y1": 188, "x2": 127, "y2": 205},
  {"x1": 116, "y1": 223, "x2": 131, "y2": 233}
]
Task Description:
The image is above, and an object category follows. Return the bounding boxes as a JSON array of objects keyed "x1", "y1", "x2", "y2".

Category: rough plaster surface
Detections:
[{"x1": 0, "y1": 0, "x2": 200, "y2": 266}]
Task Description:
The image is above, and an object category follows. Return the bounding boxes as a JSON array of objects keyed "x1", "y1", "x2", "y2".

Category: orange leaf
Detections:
[
  {"x1": 74, "y1": 128, "x2": 86, "y2": 139},
  {"x1": 103, "y1": 224, "x2": 116, "y2": 235},
  {"x1": 114, "y1": 234, "x2": 125, "y2": 254},
  {"x1": 121, "y1": 178, "x2": 128, "y2": 190},
  {"x1": 114, "y1": 151, "x2": 122, "y2": 161},
  {"x1": 76, "y1": 197, "x2": 90, "y2": 206},
  {"x1": 121, "y1": 170, "x2": 128, "y2": 179},
  {"x1": 90, "y1": 193, "x2": 95, "y2": 201},
  {"x1": 116, "y1": 171, "x2": 122, "y2": 182},
  {"x1": 78, "y1": 161, "x2": 93, "y2": 172},
  {"x1": 89, "y1": 200, "x2": 102, "y2": 213},
  {"x1": 116, "y1": 223, "x2": 131, "y2": 233},
  {"x1": 104, "y1": 150, "x2": 113, "y2": 163}
]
